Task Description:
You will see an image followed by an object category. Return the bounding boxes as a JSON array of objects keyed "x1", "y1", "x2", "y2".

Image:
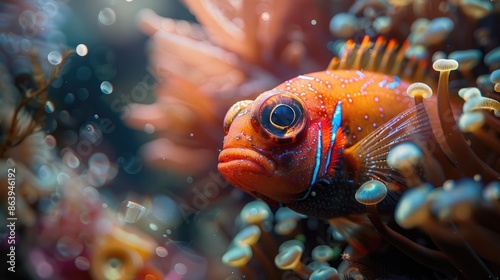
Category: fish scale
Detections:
[{"x1": 278, "y1": 70, "x2": 413, "y2": 144}]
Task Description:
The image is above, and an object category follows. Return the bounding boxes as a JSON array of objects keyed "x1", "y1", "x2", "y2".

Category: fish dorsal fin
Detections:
[
  {"x1": 344, "y1": 103, "x2": 433, "y2": 191},
  {"x1": 327, "y1": 36, "x2": 435, "y2": 87}
]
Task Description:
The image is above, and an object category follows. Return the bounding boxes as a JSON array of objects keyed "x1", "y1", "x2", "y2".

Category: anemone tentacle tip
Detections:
[
  {"x1": 279, "y1": 240, "x2": 305, "y2": 253},
  {"x1": 432, "y1": 58, "x2": 459, "y2": 72},
  {"x1": 240, "y1": 200, "x2": 272, "y2": 224},
  {"x1": 355, "y1": 180, "x2": 388, "y2": 205},
  {"x1": 311, "y1": 245, "x2": 335, "y2": 262},
  {"x1": 458, "y1": 112, "x2": 485, "y2": 133},
  {"x1": 233, "y1": 225, "x2": 261, "y2": 246},
  {"x1": 489, "y1": 69, "x2": 500, "y2": 83},
  {"x1": 407, "y1": 82, "x2": 433, "y2": 98},
  {"x1": 222, "y1": 244, "x2": 253, "y2": 267},
  {"x1": 458, "y1": 87, "x2": 482, "y2": 101},
  {"x1": 387, "y1": 142, "x2": 422, "y2": 169},
  {"x1": 274, "y1": 245, "x2": 303, "y2": 269},
  {"x1": 309, "y1": 267, "x2": 339, "y2": 280},
  {"x1": 395, "y1": 183, "x2": 433, "y2": 228},
  {"x1": 483, "y1": 181, "x2": 500, "y2": 201}
]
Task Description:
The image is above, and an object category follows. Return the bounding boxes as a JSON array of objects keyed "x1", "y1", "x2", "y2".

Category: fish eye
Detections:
[
  {"x1": 251, "y1": 90, "x2": 307, "y2": 142},
  {"x1": 270, "y1": 104, "x2": 296, "y2": 128}
]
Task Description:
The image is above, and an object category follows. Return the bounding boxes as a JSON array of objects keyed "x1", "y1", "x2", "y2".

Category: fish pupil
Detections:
[{"x1": 270, "y1": 104, "x2": 295, "y2": 128}]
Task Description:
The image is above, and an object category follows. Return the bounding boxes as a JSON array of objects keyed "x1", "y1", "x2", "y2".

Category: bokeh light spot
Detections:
[
  {"x1": 98, "y1": 8, "x2": 116, "y2": 25},
  {"x1": 75, "y1": 256, "x2": 90, "y2": 271},
  {"x1": 174, "y1": 263, "x2": 188, "y2": 275},
  {"x1": 149, "y1": 223, "x2": 158, "y2": 231},
  {"x1": 47, "y1": 51, "x2": 62, "y2": 65},
  {"x1": 155, "y1": 246, "x2": 168, "y2": 257},
  {"x1": 76, "y1": 44, "x2": 88, "y2": 56},
  {"x1": 144, "y1": 123, "x2": 155, "y2": 134},
  {"x1": 100, "y1": 81, "x2": 113, "y2": 94}
]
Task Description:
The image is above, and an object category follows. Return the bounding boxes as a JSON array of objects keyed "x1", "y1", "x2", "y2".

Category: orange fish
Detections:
[{"x1": 218, "y1": 37, "x2": 435, "y2": 219}]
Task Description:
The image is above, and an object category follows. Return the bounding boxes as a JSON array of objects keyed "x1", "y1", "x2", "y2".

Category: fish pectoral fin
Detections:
[
  {"x1": 328, "y1": 213, "x2": 382, "y2": 254},
  {"x1": 344, "y1": 103, "x2": 433, "y2": 190}
]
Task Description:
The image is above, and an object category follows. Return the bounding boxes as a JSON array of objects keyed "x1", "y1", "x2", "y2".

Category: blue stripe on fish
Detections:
[
  {"x1": 311, "y1": 123, "x2": 323, "y2": 185},
  {"x1": 300, "y1": 122, "x2": 323, "y2": 200},
  {"x1": 387, "y1": 76, "x2": 400, "y2": 89}
]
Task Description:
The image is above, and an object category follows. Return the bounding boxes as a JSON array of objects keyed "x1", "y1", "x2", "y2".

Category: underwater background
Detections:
[{"x1": 0, "y1": 0, "x2": 499, "y2": 279}]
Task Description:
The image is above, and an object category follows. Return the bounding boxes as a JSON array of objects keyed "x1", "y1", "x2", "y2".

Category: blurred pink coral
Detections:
[{"x1": 125, "y1": 0, "x2": 335, "y2": 175}]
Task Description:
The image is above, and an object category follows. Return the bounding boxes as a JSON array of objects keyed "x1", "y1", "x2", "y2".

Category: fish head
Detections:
[{"x1": 218, "y1": 89, "x2": 325, "y2": 205}]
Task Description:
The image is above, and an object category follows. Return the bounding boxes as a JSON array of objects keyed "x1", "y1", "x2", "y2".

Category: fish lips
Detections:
[{"x1": 218, "y1": 148, "x2": 276, "y2": 177}]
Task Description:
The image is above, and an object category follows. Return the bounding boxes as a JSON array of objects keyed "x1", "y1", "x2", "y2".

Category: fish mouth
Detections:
[{"x1": 218, "y1": 148, "x2": 276, "y2": 176}]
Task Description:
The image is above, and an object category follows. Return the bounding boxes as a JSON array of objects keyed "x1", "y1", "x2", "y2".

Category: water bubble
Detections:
[
  {"x1": 65, "y1": 93, "x2": 75, "y2": 105},
  {"x1": 174, "y1": 263, "x2": 188, "y2": 275},
  {"x1": 20, "y1": 38, "x2": 32, "y2": 51},
  {"x1": 311, "y1": 19, "x2": 317, "y2": 25},
  {"x1": 149, "y1": 223, "x2": 158, "y2": 231},
  {"x1": 44, "y1": 135, "x2": 57, "y2": 148},
  {"x1": 186, "y1": 177, "x2": 193, "y2": 184},
  {"x1": 100, "y1": 81, "x2": 113, "y2": 94},
  {"x1": 50, "y1": 192, "x2": 60, "y2": 203},
  {"x1": 123, "y1": 201, "x2": 146, "y2": 223},
  {"x1": 89, "y1": 153, "x2": 110, "y2": 176},
  {"x1": 45, "y1": 101, "x2": 55, "y2": 113},
  {"x1": 77, "y1": 88, "x2": 89, "y2": 100},
  {"x1": 63, "y1": 151, "x2": 80, "y2": 169},
  {"x1": 75, "y1": 256, "x2": 90, "y2": 271},
  {"x1": 57, "y1": 172, "x2": 70, "y2": 185},
  {"x1": 80, "y1": 211, "x2": 90, "y2": 224},
  {"x1": 118, "y1": 155, "x2": 142, "y2": 175},
  {"x1": 38, "y1": 165, "x2": 52, "y2": 181},
  {"x1": 47, "y1": 51, "x2": 62, "y2": 65},
  {"x1": 80, "y1": 123, "x2": 102, "y2": 144},
  {"x1": 98, "y1": 8, "x2": 116, "y2": 25},
  {"x1": 56, "y1": 236, "x2": 83, "y2": 259},
  {"x1": 43, "y1": 1, "x2": 59, "y2": 17},
  {"x1": 76, "y1": 44, "x2": 88, "y2": 56},
  {"x1": 261, "y1": 12, "x2": 270, "y2": 21},
  {"x1": 144, "y1": 123, "x2": 155, "y2": 134},
  {"x1": 156, "y1": 246, "x2": 168, "y2": 257},
  {"x1": 94, "y1": 114, "x2": 99, "y2": 119},
  {"x1": 19, "y1": 10, "x2": 36, "y2": 34},
  {"x1": 83, "y1": 187, "x2": 100, "y2": 203},
  {"x1": 36, "y1": 262, "x2": 53, "y2": 278},
  {"x1": 189, "y1": 133, "x2": 194, "y2": 137}
]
